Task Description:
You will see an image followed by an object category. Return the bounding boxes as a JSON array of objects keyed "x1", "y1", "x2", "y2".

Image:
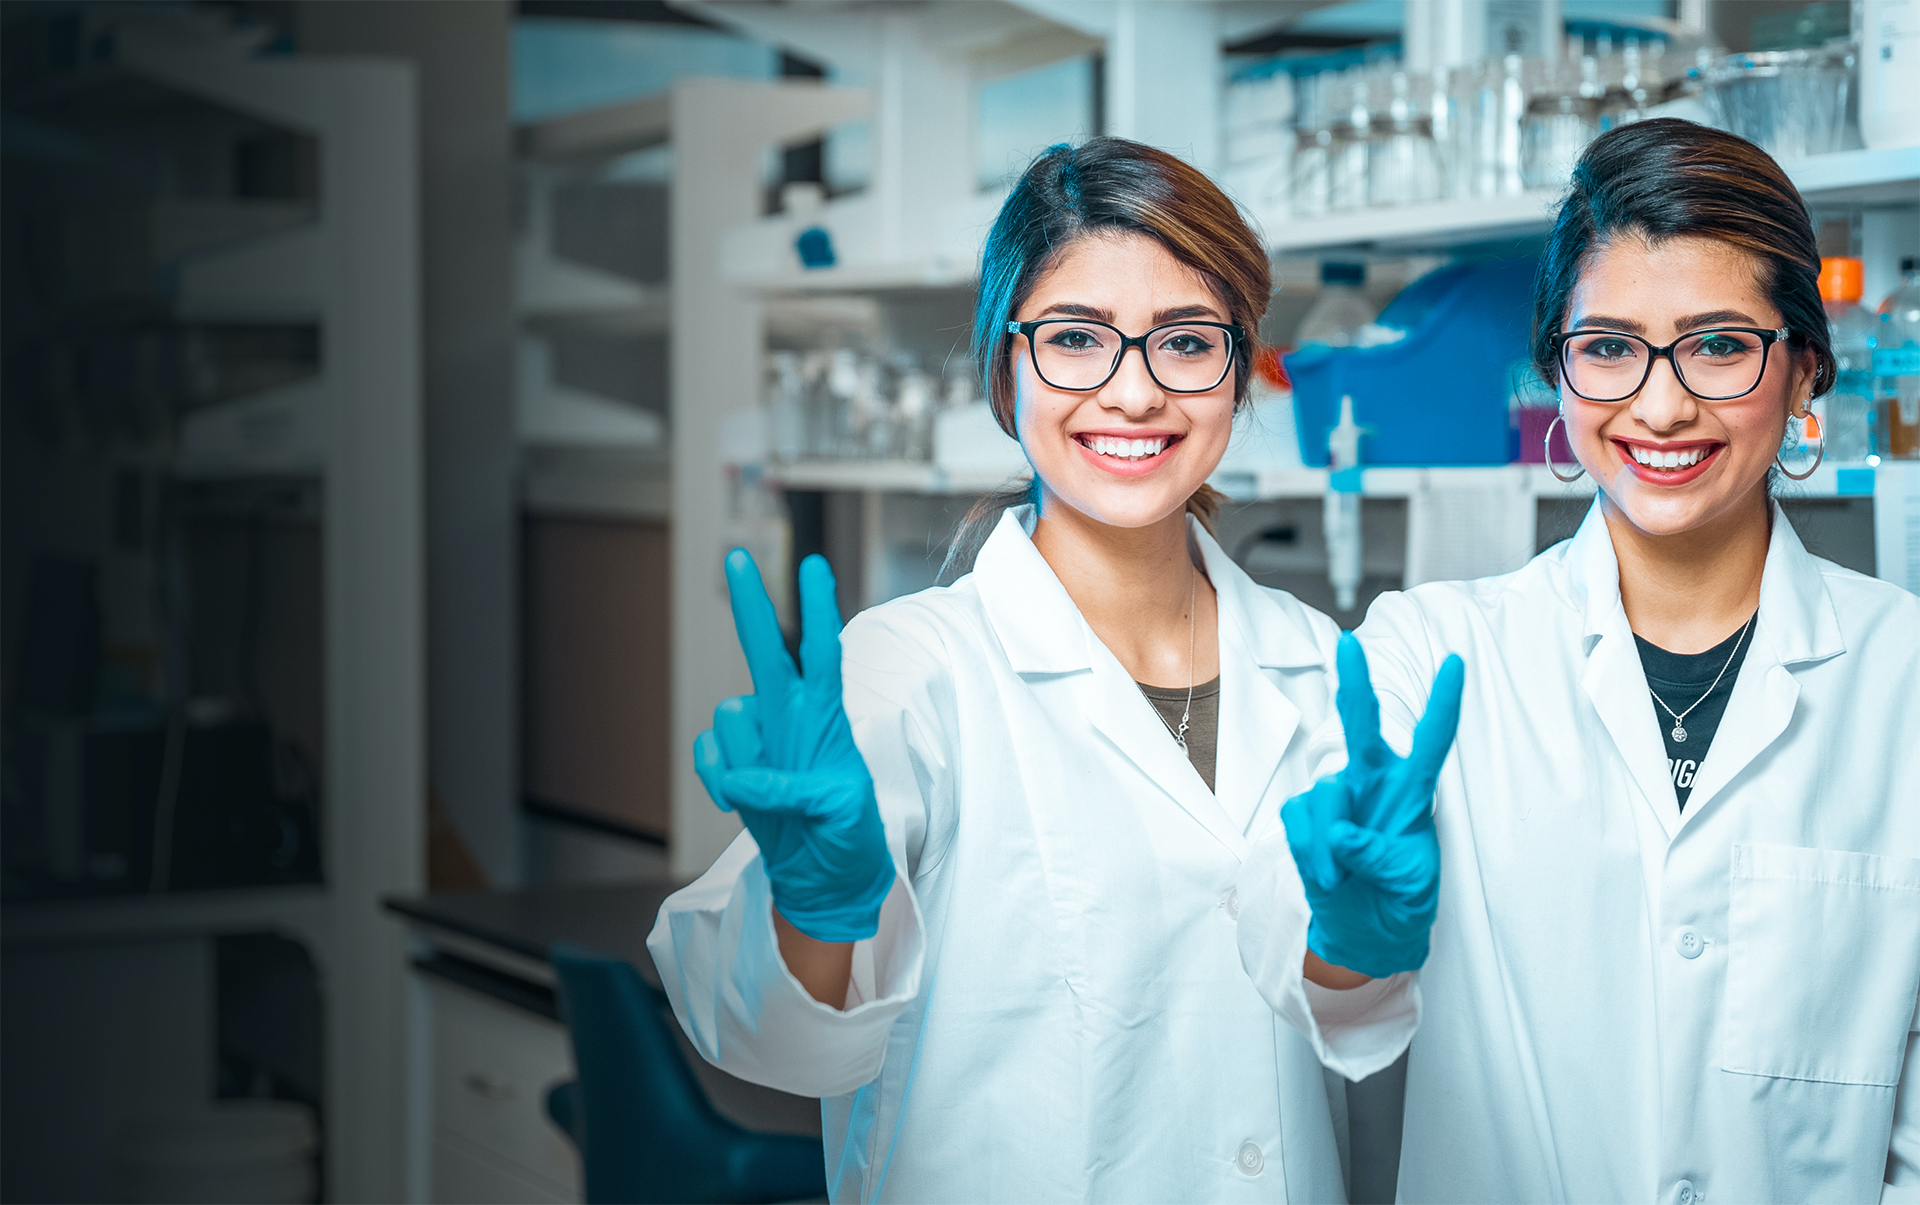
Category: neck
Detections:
[
  {"x1": 1029, "y1": 488, "x2": 1219, "y2": 688},
  {"x1": 1605, "y1": 486, "x2": 1770, "y2": 653}
]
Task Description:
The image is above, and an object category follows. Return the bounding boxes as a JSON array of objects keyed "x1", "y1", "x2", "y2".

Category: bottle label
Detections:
[{"x1": 1873, "y1": 347, "x2": 1920, "y2": 376}]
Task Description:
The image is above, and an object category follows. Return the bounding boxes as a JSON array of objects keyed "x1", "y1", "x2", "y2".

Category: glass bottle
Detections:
[
  {"x1": 1290, "y1": 69, "x2": 1333, "y2": 218},
  {"x1": 1819, "y1": 257, "x2": 1876, "y2": 462},
  {"x1": 1296, "y1": 262, "x2": 1379, "y2": 348},
  {"x1": 1497, "y1": 54, "x2": 1529, "y2": 195},
  {"x1": 1370, "y1": 70, "x2": 1439, "y2": 207},
  {"x1": 1874, "y1": 258, "x2": 1920, "y2": 459},
  {"x1": 1330, "y1": 72, "x2": 1372, "y2": 212}
]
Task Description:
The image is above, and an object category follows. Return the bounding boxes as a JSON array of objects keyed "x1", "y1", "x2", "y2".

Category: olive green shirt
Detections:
[{"x1": 1135, "y1": 675, "x2": 1222, "y2": 793}]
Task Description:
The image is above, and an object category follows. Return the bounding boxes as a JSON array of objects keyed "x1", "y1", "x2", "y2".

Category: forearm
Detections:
[
  {"x1": 775, "y1": 907, "x2": 856, "y2": 1008},
  {"x1": 1304, "y1": 949, "x2": 1372, "y2": 991}
]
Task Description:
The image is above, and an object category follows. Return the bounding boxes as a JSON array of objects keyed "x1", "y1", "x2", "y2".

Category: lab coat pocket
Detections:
[{"x1": 1722, "y1": 842, "x2": 1920, "y2": 1086}]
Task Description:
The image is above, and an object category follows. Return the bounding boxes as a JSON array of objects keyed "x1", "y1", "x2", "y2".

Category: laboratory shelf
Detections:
[
  {"x1": 756, "y1": 459, "x2": 1898, "y2": 501},
  {"x1": 1780, "y1": 145, "x2": 1920, "y2": 207},
  {"x1": 727, "y1": 146, "x2": 1920, "y2": 282},
  {"x1": 1258, "y1": 191, "x2": 1564, "y2": 255},
  {"x1": 764, "y1": 459, "x2": 1018, "y2": 495},
  {"x1": 736, "y1": 261, "x2": 979, "y2": 295},
  {"x1": 1259, "y1": 145, "x2": 1920, "y2": 256},
  {"x1": 0, "y1": 884, "x2": 331, "y2": 949}
]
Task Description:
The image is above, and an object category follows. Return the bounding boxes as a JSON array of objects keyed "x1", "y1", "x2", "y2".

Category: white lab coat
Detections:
[
  {"x1": 1242, "y1": 500, "x2": 1920, "y2": 1204},
  {"x1": 648, "y1": 507, "x2": 1414, "y2": 1204}
]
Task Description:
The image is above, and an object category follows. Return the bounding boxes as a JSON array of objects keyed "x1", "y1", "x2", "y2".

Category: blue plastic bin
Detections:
[{"x1": 1286, "y1": 256, "x2": 1538, "y2": 466}]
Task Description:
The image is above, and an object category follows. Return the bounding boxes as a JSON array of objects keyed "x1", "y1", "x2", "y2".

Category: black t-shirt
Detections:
[{"x1": 1634, "y1": 615, "x2": 1756, "y2": 811}]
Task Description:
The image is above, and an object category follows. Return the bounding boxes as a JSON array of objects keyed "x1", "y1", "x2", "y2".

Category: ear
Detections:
[{"x1": 1787, "y1": 345, "x2": 1821, "y2": 415}]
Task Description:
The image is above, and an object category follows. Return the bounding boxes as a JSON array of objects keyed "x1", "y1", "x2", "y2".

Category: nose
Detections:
[
  {"x1": 1095, "y1": 345, "x2": 1166, "y2": 418},
  {"x1": 1632, "y1": 353, "x2": 1699, "y2": 432}
]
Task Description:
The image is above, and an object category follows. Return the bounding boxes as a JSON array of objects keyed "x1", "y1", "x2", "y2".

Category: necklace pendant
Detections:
[{"x1": 1672, "y1": 725, "x2": 1687, "y2": 743}]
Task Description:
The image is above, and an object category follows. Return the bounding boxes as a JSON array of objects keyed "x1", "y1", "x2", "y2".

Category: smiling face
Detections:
[
  {"x1": 1011, "y1": 232, "x2": 1239, "y2": 531},
  {"x1": 1560, "y1": 233, "x2": 1816, "y2": 538}
]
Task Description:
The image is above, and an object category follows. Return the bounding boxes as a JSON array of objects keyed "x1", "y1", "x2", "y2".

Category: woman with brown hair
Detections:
[
  {"x1": 1247, "y1": 118, "x2": 1920, "y2": 1202},
  {"x1": 649, "y1": 137, "x2": 1458, "y2": 1202}
]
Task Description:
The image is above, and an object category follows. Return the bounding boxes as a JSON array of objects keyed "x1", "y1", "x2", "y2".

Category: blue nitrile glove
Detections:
[
  {"x1": 692, "y1": 549, "x2": 895, "y2": 943},
  {"x1": 1282, "y1": 633, "x2": 1464, "y2": 980}
]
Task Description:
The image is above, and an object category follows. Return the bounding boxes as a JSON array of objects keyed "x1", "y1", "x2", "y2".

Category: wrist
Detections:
[{"x1": 768, "y1": 857, "x2": 895, "y2": 944}]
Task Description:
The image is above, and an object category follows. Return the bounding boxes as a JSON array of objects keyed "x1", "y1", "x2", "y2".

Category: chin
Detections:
[
  {"x1": 1604, "y1": 480, "x2": 1759, "y2": 539},
  {"x1": 1051, "y1": 481, "x2": 1198, "y2": 529}
]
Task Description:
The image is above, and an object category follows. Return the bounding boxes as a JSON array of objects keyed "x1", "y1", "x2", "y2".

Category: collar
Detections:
[
  {"x1": 1562, "y1": 497, "x2": 1845, "y2": 666},
  {"x1": 972, "y1": 505, "x2": 1331, "y2": 676}
]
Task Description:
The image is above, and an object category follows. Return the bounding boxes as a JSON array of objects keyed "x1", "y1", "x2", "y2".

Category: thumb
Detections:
[
  {"x1": 693, "y1": 730, "x2": 735, "y2": 814},
  {"x1": 1282, "y1": 777, "x2": 1351, "y2": 892}
]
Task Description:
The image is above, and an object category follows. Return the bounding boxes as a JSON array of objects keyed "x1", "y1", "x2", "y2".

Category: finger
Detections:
[
  {"x1": 1406, "y1": 653, "x2": 1466, "y2": 785},
  {"x1": 726, "y1": 548, "x2": 797, "y2": 700},
  {"x1": 712, "y1": 695, "x2": 767, "y2": 771},
  {"x1": 719, "y1": 767, "x2": 813, "y2": 815},
  {"x1": 1335, "y1": 631, "x2": 1383, "y2": 767},
  {"x1": 693, "y1": 730, "x2": 735, "y2": 813},
  {"x1": 1281, "y1": 777, "x2": 1350, "y2": 892},
  {"x1": 797, "y1": 554, "x2": 845, "y2": 696}
]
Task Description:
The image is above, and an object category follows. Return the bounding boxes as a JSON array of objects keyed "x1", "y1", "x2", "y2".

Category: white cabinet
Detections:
[{"x1": 423, "y1": 973, "x2": 582, "y2": 1205}]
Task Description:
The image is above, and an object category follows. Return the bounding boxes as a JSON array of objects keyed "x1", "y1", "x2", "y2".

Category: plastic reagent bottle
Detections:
[
  {"x1": 1875, "y1": 257, "x2": 1920, "y2": 460},
  {"x1": 1296, "y1": 262, "x2": 1378, "y2": 348},
  {"x1": 1820, "y1": 257, "x2": 1877, "y2": 462},
  {"x1": 1324, "y1": 394, "x2": 1366, "y2": 612}
]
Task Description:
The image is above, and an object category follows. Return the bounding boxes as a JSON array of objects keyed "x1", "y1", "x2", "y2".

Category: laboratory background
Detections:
[{"x1": 0, "y1": 0, "x2": 1915, "y2": 1201}]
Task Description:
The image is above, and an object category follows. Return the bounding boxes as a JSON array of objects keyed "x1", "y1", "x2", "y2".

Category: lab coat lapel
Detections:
[
  {"x1": 1681, "y1": 506, "x2": 1844, "y2": 820},
  {"x1": 1074, "y1": 653, "x2": 1248, "y2": 854},
  {"x1": 1197, "y1": 524, "x2": 1314, "y2": 835},
  {"x1": 971, "y1": 508, "x2": 1245, "y2": 853},
  {"x1": 1567, "y1": 504, "x2": 1688, "y2": 841}
]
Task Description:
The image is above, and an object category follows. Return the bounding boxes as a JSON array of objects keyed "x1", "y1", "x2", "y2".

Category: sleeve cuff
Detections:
[
  {"x1": 647, "y1": 835, "x2": 926, "y2": 1098},
  {"x1": 1235, "y1": 826, "x2": 1421, "y2": 1082}
]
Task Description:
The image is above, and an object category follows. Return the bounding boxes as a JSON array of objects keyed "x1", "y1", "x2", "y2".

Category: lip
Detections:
[
  {"x1": 1612, "y1": 438, "x2": 1724, "y2": 486},
  {"x1": 1071, "y1": 429, "x2": 1183, "y2": 478}
]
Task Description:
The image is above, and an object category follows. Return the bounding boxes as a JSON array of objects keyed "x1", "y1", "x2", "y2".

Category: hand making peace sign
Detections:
[
  {"x1": 1282, "y1": 633, "x2": 1465, "y2": 980},
  {"x1": 692, "y1": 550, "x2": 895, "y2": 944}
]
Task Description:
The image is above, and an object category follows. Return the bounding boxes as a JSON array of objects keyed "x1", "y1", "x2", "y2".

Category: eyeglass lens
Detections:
[
  {"x1": 1027, "y1": 320, "x2": 1233, "y2": 393},
  {"x1": 1561, "y1": 329, "x2": 1772, "y2": 402}
]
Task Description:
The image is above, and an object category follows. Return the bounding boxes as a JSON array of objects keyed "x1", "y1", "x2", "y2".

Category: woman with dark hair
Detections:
[
  {"x1": 1246, "y1": 118, "x2": 1920, "y2": 1202},
  {"x1": 649, "y1": 137, "x2": 1459, "y2": 1202}
]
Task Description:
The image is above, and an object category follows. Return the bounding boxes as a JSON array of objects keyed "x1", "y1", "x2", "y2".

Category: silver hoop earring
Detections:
[
  {"x1": 1776, "y1": 408, "x2": 1825, "y2": 481},
  {"x1": 1545, "y1": 413, "x2": 1587, "y2": 483}
]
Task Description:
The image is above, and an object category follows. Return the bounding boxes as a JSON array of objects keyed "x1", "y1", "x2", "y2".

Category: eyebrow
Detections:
[
  {"x1": 1033, "y1": 302, "x2": 1228, "y2": 324},
  {"x1": 1569, "y1": 309, "x2": 1765, "y2": 336}
]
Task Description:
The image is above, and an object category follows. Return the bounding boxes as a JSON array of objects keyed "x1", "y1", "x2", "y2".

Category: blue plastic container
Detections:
[{"x1": 1286, "y1": 256, "x2": 1538, "y2": 466}]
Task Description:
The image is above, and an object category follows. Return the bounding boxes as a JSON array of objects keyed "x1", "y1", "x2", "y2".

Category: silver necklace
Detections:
[
  {"x1": 1647, "y1": 613, "x2": 1754, "y2": 744},
  {"x1": 1142, "y1": 565, "x2": 1198, "y2": 752}
]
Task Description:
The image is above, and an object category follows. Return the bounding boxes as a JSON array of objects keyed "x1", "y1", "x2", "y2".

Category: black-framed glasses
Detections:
[
  {"x1": 1554, "y1": 326, "x2": 1791, "y2": 403},
  {"x1": 1006, "y1": 318, "x2": 1244, "y2": 394}
]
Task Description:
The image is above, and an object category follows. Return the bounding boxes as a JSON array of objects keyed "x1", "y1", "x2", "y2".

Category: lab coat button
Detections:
[
  {"x1": 1675, "y1": 927, "x2": 1704, "y2": 959},
  {"x1": 1222, "y1": 888, "x2": 1240, "y2": 920},
  {"x1": 1672, "y1": 1179, "x2": 1696, "y2": 1205},
  {"x1": 1235, "y1": 1142, "x2": 1263, "y2": 1176}
]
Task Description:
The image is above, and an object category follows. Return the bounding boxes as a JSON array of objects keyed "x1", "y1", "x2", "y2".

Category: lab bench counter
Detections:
[{"x1": 387, "y1": 882, "x2": 822, "y2": 1205}]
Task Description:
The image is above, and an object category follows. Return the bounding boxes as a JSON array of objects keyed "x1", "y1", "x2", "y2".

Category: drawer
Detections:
[
  {"x1": 426, "y1": 976, "x2": 582, "y2": 1199},
  {"x1": 435, "y1": 1134, "x2": 576, "y2": 1205}
]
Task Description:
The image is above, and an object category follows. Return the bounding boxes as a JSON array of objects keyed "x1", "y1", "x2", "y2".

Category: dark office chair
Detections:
[{"x1": 544, "y1": 941, "x2": 827, "y2": 1205}]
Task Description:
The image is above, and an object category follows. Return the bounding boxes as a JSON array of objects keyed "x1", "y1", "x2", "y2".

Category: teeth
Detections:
[
  {"x1": 1085, "y1": 434, "x2": 1169, "y2": 460},
  {"x1": 1631, "y1": 446, "x2": 1706, "y2": 469}
]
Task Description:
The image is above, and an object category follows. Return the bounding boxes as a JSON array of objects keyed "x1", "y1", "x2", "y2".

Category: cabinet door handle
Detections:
[{"x1": 464, "y1": 1073, "x2": 516, "y2": 1101}]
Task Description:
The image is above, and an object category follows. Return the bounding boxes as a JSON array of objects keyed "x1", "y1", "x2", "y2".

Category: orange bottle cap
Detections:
[{"x1": 1819, "y1": 257, "x2": 1864, "y2": 303}]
